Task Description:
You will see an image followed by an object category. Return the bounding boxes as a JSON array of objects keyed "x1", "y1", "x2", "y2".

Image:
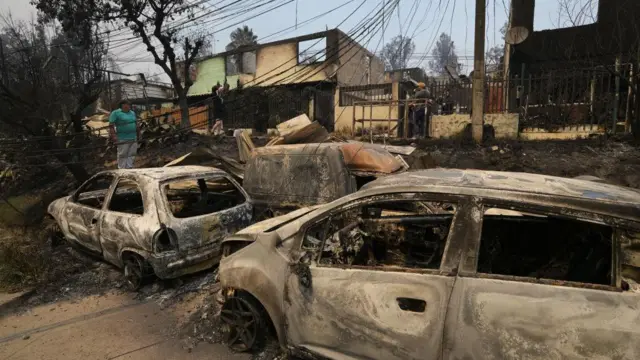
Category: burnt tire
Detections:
[
  {"x1": 220, "y1": 294, "x2": 270, "y2": 352},
  {"x1": 123, "y1": 254, "x2": 147, "y2": 292}
]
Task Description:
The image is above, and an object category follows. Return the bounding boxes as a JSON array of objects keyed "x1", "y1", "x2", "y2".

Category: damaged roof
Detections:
[
  {"x1": 100, "y1": 166, "x2": 227, "y2": 181},
  {"x1": 363, "y1": 168, "x2": 640, "y2": 205}
]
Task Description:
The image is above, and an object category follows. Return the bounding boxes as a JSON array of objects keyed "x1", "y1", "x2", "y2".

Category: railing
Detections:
[
  {"x1": 339, "y1": 83, "x2": 393, "y2": 106},
  {"x1": 352, "y1": 99, "x2": 428, "y2": 141}
]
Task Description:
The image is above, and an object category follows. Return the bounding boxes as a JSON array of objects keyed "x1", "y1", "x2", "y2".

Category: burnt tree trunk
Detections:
[{"x1": 179, "y1": 95, "x2": 190, "y2": 129}]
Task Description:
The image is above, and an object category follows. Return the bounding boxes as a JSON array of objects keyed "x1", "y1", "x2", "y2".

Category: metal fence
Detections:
[
  {"x1": 339, "y1": 83, "x2": 393, "y2": 106},
  {"x1": 425, "y1": 65, "x2": 634, "y2": 130}
]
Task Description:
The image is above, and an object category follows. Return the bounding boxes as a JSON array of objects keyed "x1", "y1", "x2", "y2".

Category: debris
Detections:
[
  {"x1": 381, "y1": 145, "x2": 416, "y2": 156},
  {"x1": 275, "y1": 114, "x2": 312, "y2": 137},
  {"x1": 491, "y1": 145, "x2": 499, "y2": 151},
  {"x1": 339, "y1": 143, "x2": 404, "y2": 174},
  {"x1": 404, "y1": 149, "x2": 438, "y2": 170},
  {"x1": 164, "y1": 147, "x2": 245, "y2": 181},
  {"x1": 235, "y1": 130, "x2": 255, "y2": 163}
]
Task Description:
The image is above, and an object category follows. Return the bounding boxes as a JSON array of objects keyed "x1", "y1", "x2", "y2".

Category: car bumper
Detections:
[{"x1": 148, "y1": 244, "x2": 221, "y2": 279}]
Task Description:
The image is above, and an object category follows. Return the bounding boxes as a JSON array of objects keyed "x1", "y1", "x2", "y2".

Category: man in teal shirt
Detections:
[{"x1": 109, "y1": 100, "x2": 139, "y2": 169}]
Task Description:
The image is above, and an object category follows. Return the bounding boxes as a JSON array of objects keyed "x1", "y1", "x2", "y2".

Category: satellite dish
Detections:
[{"x1": 505, "y1": 26, "x2": 529, "y2": 45}]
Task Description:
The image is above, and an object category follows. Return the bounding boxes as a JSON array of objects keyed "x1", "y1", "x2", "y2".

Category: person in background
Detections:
[
  {"x1": 109, "y1": 100, "x2": 139, "y2": 169},
  {"x1": 410, "y1": 82, "x2": 432, "y2": 138},
  {"x1": 209, "y1": 85, "x2": 221, "y2": 134}
]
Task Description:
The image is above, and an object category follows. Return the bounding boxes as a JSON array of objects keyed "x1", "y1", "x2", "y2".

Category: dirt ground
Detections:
[
  {"x1": 0, "y1": 242, "x2": 283, "y2": 360},
  {"x1": 2, "y1": 134, "x2": 640, "y2": 359}
]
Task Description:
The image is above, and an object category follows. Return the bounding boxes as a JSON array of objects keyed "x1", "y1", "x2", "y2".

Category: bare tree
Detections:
[
  {"x1": 33, "y1": 0, "x2": 207, "y2": 128},
  {"x1": 428, "y1": 33, "x2": 462, "y2": 75},
  {"x1": 0, "y1": 15, "x2": 108, "y2": 182},
  {"x1": 380, "y1": 35, "x2": 415, "y2": 71},
  {"x1": 556, "y1": 0, "x2": 598, "y2": 28}
]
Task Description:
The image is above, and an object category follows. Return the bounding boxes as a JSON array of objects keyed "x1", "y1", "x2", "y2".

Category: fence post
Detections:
[
  {"x1": 351, "y1": 98, "x2": 356, "y2": 137},
  {"x1": 613, "y1": 56, "x2": 621, "y2": 133},
  {"x1": 403, "y1": 99, "x2": 409, "y2": 138},
  {"x1": 369, "y1": 102, "x2": 373, "y2": 143},
  {"x1": 387, "y1": 101, "x2": 391, "y2": 139},
  {"x1": 590, "y1": 75, "x2": 596, "y2": 125},
  {"x1": 626, "y1": 63, "x2": 634, "y2": 133}
]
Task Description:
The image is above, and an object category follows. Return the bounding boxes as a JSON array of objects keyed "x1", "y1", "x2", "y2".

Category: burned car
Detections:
[
  {"x1": 48, "y1": 166, "x2": 251, "y2": 290},
  {"x1": 218, "y1": 168, "x2": 640, "y2": 359},
  {"x1": 242, "y1": 142, "x2": 406, "y2": 219}
]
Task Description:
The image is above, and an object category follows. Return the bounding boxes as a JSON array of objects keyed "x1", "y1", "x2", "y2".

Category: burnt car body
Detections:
[
  {"x1": 48, "y1": 166, "x2": 252, "y2": 289},
  {"x1": 242, "y1": 142, "x2": 405, "y2": 218},
  {"x1": 218, "y1": 168, "x2": 640, "y2": 359}
]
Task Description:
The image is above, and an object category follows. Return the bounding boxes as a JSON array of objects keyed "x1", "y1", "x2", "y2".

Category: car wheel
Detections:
[
  {"x1": 220, "y1": 295, "x2": 268, "y2": 352},
  {"x1": 123, "y1": 255, "x2": 146, "y2": 291}
]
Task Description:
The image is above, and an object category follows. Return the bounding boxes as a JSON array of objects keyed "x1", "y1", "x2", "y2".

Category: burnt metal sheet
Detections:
[
  {"x1": 444, "y1": 276, "x2": 640, "y2": 360},
  {"x1": 244, "y1": 145, "x2": 353, "y2": 207},
  {"x1": 284, "y1": 266, "x2": 454, "y2": 360},
  {"x1": 362, "y1": 168, "x2": 640, "y2": 205},
  {"x1": 339, "y1": 143, "x2": 403, "y2": 174}
]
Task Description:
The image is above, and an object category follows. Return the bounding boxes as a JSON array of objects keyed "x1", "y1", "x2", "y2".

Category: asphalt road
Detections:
[{"x1": 0, "y1": 292, "x2": 250, "y2": 360}]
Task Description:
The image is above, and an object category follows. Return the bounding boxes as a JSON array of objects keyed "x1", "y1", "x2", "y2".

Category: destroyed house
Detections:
[
  {"x1": 183, "y1": 29, "x2": 385, "y2": 132},
  {"x1": 98, "y1": 78, "x2": 176, "y2": 112},
  {"x1": 507, "y1": 0, "x2": 640, "y2": 75}
]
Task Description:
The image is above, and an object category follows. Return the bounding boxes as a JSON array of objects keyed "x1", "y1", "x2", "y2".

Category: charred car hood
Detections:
[
  {"x1": 48, "y1": 196, "x2": 70, "y2": 218},
  {"x1": 222, "y1": 205, "x2": 322, "y2": 245},
  {"x1": 238, "y1": 205, "x2": 322, "y2": 236}
]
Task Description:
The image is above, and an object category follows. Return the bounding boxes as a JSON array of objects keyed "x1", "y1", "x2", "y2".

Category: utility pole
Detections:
[{"x1": 472, "y1": 0, "x2": 486, "y2": 142}]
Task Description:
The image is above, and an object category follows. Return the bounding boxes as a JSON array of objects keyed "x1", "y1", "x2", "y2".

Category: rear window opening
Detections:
[
  {"x1": 109, "y1": 179, "x2": 144, "y2": 215},
  {"x1": 165, "y1": 176, "x2": 245, "y2": 218},
  {"x1": 478, "y1": 207, "x2": 613, "y2": 286}
]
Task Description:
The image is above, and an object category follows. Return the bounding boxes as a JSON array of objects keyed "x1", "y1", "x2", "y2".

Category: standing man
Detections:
[{"x1": 109, "y1": 100, "x2": 139, "y2": 169}]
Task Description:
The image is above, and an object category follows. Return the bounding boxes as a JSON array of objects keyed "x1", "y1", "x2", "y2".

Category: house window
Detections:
[
  {"x1": 534, "y1": 0, "x2": 599, "y2": 30},
  {"x1": 226, "y1": 51, "x2": 256, "y2": 75},
  {"x1": 305, "y1": 196, "x2": 457, "y2": 270},
  {"x1": 164, "y1": 176, "x2": 245, "y2": 218},
  {"x1": 298, "y1": 38, "x2": 327, "y2": 64},
  {"x1": 477, "y1": 206, "x2": 613, "y2": 286},
  {"x1": 108, "y1": 179, "x2": 144, "y2": 215}
]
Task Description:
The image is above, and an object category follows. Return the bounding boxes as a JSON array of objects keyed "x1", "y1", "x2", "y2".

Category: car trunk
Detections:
[{"x1": 160, "y1": 175, "x2": 253, "y2": 252}]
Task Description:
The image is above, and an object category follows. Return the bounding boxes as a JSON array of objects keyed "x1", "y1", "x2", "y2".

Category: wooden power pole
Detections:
[{"x1": 472, "y1": 0, "x2": 487, "y2": 142}]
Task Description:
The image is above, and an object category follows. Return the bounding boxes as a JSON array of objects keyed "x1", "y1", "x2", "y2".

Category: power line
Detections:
[{"x1": 0, "y1": 0, "x2": 384, "y2": 159}]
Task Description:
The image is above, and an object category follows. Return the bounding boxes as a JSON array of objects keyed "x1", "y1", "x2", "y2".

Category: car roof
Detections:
[
  {"x1": 362, "y1": 168, "x2": 640, "y2": 206},
  {"x1": 100, "y1": 166, "x2": 227, "y2": 181}
]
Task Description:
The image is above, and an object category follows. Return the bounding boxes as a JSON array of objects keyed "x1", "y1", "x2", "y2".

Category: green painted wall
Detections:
[{"x1": 188, "y1": 57, "x2": 227, "y2": 96}]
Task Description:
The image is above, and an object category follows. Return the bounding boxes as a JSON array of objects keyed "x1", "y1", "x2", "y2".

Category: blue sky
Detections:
[{"x1": 3, "y1": 0, "x2": 596, "y2": 80}]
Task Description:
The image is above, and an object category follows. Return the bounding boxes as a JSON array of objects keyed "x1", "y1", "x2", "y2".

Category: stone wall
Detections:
[{"x1": 429, "y1": 113, "x2": 519, "y2": 139}]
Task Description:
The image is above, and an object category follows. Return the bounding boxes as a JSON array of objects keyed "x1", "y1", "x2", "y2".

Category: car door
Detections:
[
  {"x1": 284, "y1": 193, "x2": 471, "y2": 360},
  {"x1": 160, "y1": 174, "x2": 252, "y2": 254},
  {"x1": 443, "y1": 201, "x2": 640, "y2": 360},
  {"x1": 99, "y1": 177, "x2": 155, "y2": 266},
  {"x1": 64, "y1": 173, "x2": 116, "y2": 253}
]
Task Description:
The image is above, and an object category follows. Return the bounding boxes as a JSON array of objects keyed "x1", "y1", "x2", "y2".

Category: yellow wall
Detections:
[
  {"x1": 246, "y1": 42, "x2": 330, "y2": 86},
  {"x1": 333, "y1": 85, "x2": 400, "y2": 135},
  {"x1": 430, "y1": 113, "x2": 519, "y2": 139}
]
